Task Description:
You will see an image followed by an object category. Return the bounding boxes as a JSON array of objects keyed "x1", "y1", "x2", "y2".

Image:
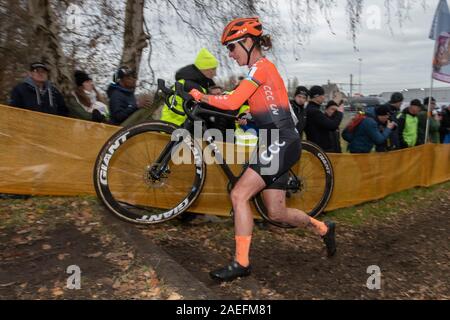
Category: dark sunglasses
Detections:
[
  {"x1": 226, "y1": 43, "x2": 237, "y2": 52},
  {"x1": 226, "y1": 40, "x2": 243, "y2": 52}
]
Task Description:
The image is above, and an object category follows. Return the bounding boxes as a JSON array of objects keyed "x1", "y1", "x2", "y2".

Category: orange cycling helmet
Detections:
[{"x1": 221, "y1": 17, "x2": 263, "y2": 45}]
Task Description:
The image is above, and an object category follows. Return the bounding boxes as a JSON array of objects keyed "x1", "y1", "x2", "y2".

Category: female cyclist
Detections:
[{"x1": 189, "y1": 17, "x2": 337, "y2": 282}]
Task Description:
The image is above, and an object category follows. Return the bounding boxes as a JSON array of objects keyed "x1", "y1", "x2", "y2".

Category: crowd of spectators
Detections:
[
  {"x1": 7, "y1": 59, "x2": 450, "y2": 150},
  {"x1": 9, "y1": 62, "x2": 151, "y2": 127}
]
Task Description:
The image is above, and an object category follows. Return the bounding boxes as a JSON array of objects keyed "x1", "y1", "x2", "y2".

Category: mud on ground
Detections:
[{"x1": 0, "y1": 182, "x2": 449, "y2": 300}]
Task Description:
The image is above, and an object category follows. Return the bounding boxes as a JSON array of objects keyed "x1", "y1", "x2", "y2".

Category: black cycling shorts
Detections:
[{"x1": 248, "y1": 127, "x2": 301, "y2": 190}]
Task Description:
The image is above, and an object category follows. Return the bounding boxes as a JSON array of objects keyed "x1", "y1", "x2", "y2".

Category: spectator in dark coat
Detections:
[
  {"x1": 377, "y1": 92, "x2": 404, "y2": 151},
  {"x1": 417, "y1": 97, "x2": 441, "y2": 144},
  {"x1": 342, "y1": 105, "x2": 396, "y2": 153},
  {"x1": 9, "y1": 62, "x2": 68, "y2": 116},
  {"x1": 107, "y1": 66, "x2": 152, "y2": 126},
  {"x1": 290, "y1": 86, "x2": 309, "y2": 136},
  {"x1": 304, "y1": 86, "x2": 344, "y2": 151},
  {"x1": 324, "y1": 100, "x2": 342, "y2": 153},
  {"x1": 107, "y1": 66, "x2": 139, "y2": 125}
]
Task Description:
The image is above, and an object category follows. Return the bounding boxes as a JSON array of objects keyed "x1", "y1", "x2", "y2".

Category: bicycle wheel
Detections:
[
  {"x1": 93, "y1": 121, "x2": 206, "y2": 225},
  {"x1": 254, "y1": 141, "x2": 334, "y2": 228}
]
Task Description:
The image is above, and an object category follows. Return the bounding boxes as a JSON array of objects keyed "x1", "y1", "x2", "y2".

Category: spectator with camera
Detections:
[
  {"x1": 304, "y1": 85, "x2": 344, "y2": 152},
  {"x1": 377, "y1": 92, "x2": 404, "y2": 151},
  {"x1": 324, "y1": 100, "x2": 344, "y2": 153},
  {"x1": 342, "y1": 105, "x2": 396, "y2": 153}
]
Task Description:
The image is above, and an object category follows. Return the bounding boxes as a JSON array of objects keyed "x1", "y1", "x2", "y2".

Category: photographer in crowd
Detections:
[
  {"x1": 342, "y1": 105, "x2": 396, "y2": 153},
  {"x1": 304, "y1": 85, "x2": 344, "y2": 152}
]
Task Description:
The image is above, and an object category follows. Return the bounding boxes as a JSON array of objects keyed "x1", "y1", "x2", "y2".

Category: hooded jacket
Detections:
[
  {"x1": 175, "y1": 64, "x2": 215, "y2": 92},
  {"x1": 342, "y1": 115, "x2": 392, "y2": 153},
  {"x1": 9, "y1": 77, "x2": 68, "y2": 116},
  {"x1": 374, "y1": 103, "x2": 400, "y2": 151},
  {"x1": 160, "y1": 64, "x2": 216, "y2": 126},
  {"x1": 107, "y1": 83, "x2": 138, "y2": 125}
]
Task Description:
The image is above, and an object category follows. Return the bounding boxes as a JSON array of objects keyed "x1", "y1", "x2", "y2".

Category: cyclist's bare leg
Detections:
[
  {"x1": 262, "y1": 189, "x2": 328, "y2": 236},
  {"x1": 229, "y1": 168, "x2": 266, "y2": 267},
  {"x1": 230, "y1": 168, "x2": 266, "y2": 235}
]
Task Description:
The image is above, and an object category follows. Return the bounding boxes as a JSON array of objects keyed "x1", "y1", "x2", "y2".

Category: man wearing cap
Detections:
[
  {"x1": 304, "y1": 85, "x2": 344, "y2": 152},
  {"x1": 290, "y1": 86, "x2": 309, "y2": 136},
  {"x1": 377, "y1": 92, "x2": 404, "y2": 151},
  {"x1": 396, "y1": 99, "x2": 422, "y2": 149},
  {"x1": 9, "y1": 62, "x2": 68, "y2": 116},
  {"x1": 160, "y1": 48, "x2": 218, "y2": 127},
  {"x1": 107, "y1": 66, "x2": 151, "y2": 126},
  {"x1": 342, "y1": 105, "x2": 396, "y2": 153}
]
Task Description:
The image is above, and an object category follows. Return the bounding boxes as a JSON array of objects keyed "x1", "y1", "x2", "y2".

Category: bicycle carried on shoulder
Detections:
[{"x1": 93, "y1": 80, "x2": 334, "y2": 228}]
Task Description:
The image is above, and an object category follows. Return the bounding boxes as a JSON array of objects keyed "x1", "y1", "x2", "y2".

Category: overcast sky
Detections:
[
  {"x1": 282, "y1": 0, "x2": 440, "y2": 95},
  {"x1": 148, "y1": 0, "x2": 445, "y2": 96}
]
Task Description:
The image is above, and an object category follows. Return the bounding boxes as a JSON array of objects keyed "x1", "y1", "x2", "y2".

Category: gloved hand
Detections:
[
  {"x1": 92, "y1": 109, "x2": 106, "y2": 123},
  {"x1": 189, "y1": 89, "x2": 205, "y2": 102}
]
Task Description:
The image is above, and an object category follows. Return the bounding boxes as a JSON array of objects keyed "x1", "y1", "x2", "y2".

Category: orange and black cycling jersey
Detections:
[{"x1": 207, "y1": 58, "x2": 295, "y2": 129}]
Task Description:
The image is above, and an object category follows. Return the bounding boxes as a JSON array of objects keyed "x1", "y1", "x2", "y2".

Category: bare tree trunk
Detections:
[
  {"x1": 0, "y1": 0, "x2": 32, "y2": 103},
  {"x1": 28, "y1": 0, "x2": 73, "y2": 97},
  {"x1": 120, "y1": 0, "x2": 150, "y2": 76}
]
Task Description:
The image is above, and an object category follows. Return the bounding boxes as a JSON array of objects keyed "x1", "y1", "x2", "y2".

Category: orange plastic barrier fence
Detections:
[{"x1": 0, "y1": 105, "x2": 449, "y2": 216}]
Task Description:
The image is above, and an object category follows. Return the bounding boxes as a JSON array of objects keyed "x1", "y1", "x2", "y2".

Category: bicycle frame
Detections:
[
  {"x1": 152, "y1": 79, "x2": 301, "y2": 195},
  {"x1": 151, "y1": 105, "x2": 242, "y2": 189}
]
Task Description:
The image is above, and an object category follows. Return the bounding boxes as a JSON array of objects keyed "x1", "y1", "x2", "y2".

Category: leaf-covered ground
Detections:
[
  {"x1": 142, "y1": 182, "x2": 450, "y2": 300},
  {"x1": 0, "y1": 181, "x2": 449, "y2": 300},
  {"x1": 0, "y1": 197, "x2": 178, "y2": 299}
]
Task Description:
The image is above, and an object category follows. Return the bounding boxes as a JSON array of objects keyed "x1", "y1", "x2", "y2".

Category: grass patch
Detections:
[{"x1": 324, "y1": 181, "x2": 450, "y2": 226}]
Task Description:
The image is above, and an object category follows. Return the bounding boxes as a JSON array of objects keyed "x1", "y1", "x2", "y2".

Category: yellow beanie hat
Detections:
[{"x1": 194, "y1": 48, "x2": 218, "y2": 70}]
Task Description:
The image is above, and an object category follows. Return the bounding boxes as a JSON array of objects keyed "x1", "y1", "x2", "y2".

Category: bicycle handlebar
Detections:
[
  {"x1": 157, "y1": 79, "x2": 173, "y2": 96},
  {"x1": 157, "y1": 78, "x2": 255, "y2": 125}
]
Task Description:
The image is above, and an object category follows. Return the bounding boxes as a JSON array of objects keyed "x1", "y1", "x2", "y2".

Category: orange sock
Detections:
[
  {"x1": 309, "y1": 218, "x2": 328, "y2": 236},
  {"x1": 235, "y1": 235, "x2": 252, "y2": 267}
]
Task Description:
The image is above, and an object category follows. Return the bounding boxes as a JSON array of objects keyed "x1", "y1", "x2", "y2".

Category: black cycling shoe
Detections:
[
  {"x1": 209, "y1": 261, "x2": 251, "y2": 282},
  {"x1": 322, "y1": 221, "x2": 337, "y2": 257}
]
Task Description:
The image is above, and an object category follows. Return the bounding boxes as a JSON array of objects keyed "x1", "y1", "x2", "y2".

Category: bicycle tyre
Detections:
[
  {"x1": 93, "y1": 121, "x2": 206, "y2": 225},
  {"x1": 253, "y1": 141, "x2": 334, "y2": 228}
]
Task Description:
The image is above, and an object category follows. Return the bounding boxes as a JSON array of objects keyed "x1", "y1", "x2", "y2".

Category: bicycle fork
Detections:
[{"x1": 148, "y1": 139, "x2": 180, "y2": 182}]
